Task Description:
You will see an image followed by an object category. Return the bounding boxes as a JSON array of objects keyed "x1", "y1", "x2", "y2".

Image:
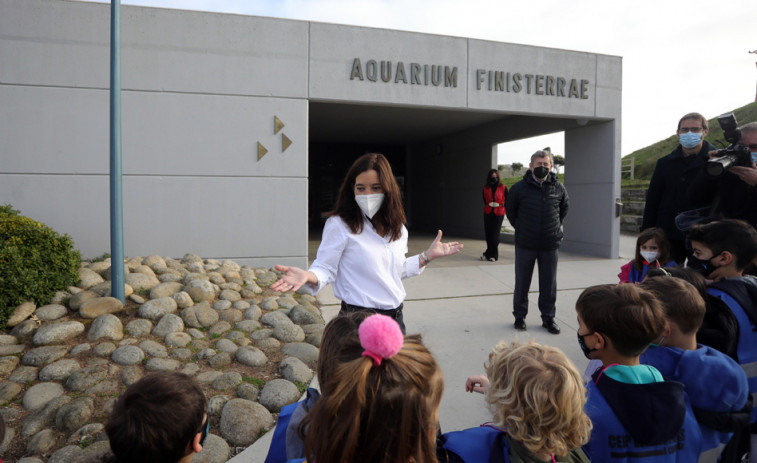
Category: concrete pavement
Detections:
[{"x1": 231, "y1": 232, "x2": 637, "y2": 462}]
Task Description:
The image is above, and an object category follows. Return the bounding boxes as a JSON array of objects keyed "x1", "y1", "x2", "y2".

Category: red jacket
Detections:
[{"x1": 483, "y1": 184, "x2": 506, "y2": 216}]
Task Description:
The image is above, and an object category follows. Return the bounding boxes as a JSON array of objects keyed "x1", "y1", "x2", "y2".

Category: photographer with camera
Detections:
[
  {"x1": 642, "y1": 112, "x2": 715, "y2": 264},
  {"x1": 688, "y1": 119, "x2": 757, "y2": 230}
]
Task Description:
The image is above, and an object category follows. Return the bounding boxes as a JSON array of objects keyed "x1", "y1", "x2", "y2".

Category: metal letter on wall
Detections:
[
  {"x1": 257, "y1": 115, "x2": 293, "y2": 161},
  {"x1": 257, "y1": 142, "x2": 268, "y2": 161}
]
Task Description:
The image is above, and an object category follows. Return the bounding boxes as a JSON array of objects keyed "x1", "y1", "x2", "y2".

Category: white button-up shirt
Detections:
[{"x1": 304, "y1": 216, "x2": 424, "y2": 310}]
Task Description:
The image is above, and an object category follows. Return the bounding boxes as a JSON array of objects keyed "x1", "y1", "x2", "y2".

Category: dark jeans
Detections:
[
  {"x1": 483, "y1": 213, "x2": 505, "y2": 260},
  {"x1": 339, "y1": 301, "x2": 406, "y2": 334},
  {"x1": 513, "y1": 246, "x2": 558, "y2": 322}
]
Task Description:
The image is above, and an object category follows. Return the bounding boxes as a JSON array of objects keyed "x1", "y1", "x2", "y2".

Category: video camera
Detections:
[{"x1": 705, "y1": 113, "x2": 751, "y2": 177}]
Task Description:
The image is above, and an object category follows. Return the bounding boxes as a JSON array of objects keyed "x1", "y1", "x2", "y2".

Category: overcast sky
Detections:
[{"x1": 87, "y1": 0, "x2": 757, "y2": 166}]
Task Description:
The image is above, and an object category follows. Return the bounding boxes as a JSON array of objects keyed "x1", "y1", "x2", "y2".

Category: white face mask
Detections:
[
  {"x1": 640, "y1": 250, "x2": 659, "y2": 262},
  {"x1": 355, "y1": 193, "x2": 384, "y2": 219}
]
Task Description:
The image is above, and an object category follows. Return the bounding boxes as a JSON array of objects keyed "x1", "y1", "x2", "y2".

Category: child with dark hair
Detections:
[
  {"x1": 105, "y1": 372, "x2": 208, "y2": 463},
  {"x1": 300, "y1": 314, "x2": 443, "y2": 463},
  {"x1": 645, "y1": 266, "x2": 739, "y2": 356},
  {"x1": 265, "y1": 311, "x2": 370, "y2": 463},
  {"x1": 440, "y1": 341, "x2": 591, "y2": 462},
  {"x1": 687, "y1": 219, "x2": 757, "y2": 461},
  {"x1": 639, "y1": 277, "x2": 751, "y2": 462},
  {"x1": 576, "y1": 283, "x2": 703, "y2": 461},
  {"x1": 618, "y1": 227, "x2": 676, "y2": 283}
]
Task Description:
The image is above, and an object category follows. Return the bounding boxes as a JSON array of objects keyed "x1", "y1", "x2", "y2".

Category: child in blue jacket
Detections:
[
  {"x1": 688, "y1": 219, "x2": 757, "y2": 461},
  {"x1": 439, "y1": 341, "x2": 592, "y2": 462},
  {"x1": 639, "y1": 276, "x2": 751, "y2": 462},
  {"x1": 577, "y1": 283, "x2": 702, "y2": 462}
]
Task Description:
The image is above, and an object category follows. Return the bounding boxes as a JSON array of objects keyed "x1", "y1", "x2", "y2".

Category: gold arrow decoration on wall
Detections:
[
  {"x1": 257, "y1": 142, "x2": 268, "y2": 161},
  {"x1": 274, "y1": 116, "x2": 285, "y2": 135},
  {"x1": 282, "y1": 133, "x2": 292, "y2": 152}
]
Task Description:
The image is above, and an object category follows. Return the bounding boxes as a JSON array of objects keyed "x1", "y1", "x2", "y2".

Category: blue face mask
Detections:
[{"x1": 679, "y1": 132, "x2": 702, "y2": 149}]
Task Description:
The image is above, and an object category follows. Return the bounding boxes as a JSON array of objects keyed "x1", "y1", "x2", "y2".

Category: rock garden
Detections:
[{"x1": 0, "y1": 253, "x2": 324, "y2": 462}]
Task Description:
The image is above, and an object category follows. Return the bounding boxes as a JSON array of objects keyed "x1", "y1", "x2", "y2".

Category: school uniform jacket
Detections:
[
  {"x1": 584, "y1": 369, "x2": 702, "y2": 462},
  {"x1": 640, "y1": 345, "x2": 751, "y2": 461}
]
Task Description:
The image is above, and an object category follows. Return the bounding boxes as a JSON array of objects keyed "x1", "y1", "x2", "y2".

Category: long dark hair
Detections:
[
  {"x1": 302, "y1": 334, "x2": 443, "y2": 463},
  {"x1": 485, "y1": 169, "x2": 500, "y2": 187},
  {"x1": 330, "y1": 153, "x2": 405, "y2": 241}
]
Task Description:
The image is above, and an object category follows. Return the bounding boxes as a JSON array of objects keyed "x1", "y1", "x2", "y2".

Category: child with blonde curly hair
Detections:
[{"x1": 439, "y1": 341, "x2": 592, "y2": 462}]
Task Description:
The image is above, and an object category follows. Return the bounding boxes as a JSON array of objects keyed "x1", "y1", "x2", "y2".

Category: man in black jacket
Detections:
[
  {"x1": 641, "y1": 112, "x2": 715, "y2": 264},
  {"x1": 505, "y1": 151, "x2": 569, "y2": 334}
]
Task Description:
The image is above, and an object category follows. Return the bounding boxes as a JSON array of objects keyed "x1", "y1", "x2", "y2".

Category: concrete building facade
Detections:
[{"x1": 0, "y1": 0, "x2": 622, "y2": 268}]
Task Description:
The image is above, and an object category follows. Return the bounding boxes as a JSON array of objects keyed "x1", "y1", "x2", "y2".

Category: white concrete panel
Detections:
[
  {"x1": 0, "y1": 0, "x2": 110, "y2": 88},
  {"x1": 122, "y1": 93, "x2": 308, "y2": 177},
  {"x1": 467, "y1": 40, "x2": 597, "y2": 117},
  {"x1": 0, "y1": 86, "x2": 109, "y2": 174},
  {"x1": 309, "y1": 23, "x2": 467, "y2": 108},
  {"x1": 0, "y1": 174, "x2": 308, "y2": 266},
  {"x1": 1, "y1": 86, "x2": 308, "y2": 177},
  {"x1": 120, "y1": 7, "x2": 309, "y2": 97},
  {"x1": 0, "y1": 0, "x2": 309, "y2": 98}
]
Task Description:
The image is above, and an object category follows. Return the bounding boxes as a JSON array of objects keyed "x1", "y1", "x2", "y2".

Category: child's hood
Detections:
[
  {"x1": 640, "y1": 344, "x2": 749, "y2": 412},
  {"x1": 593, "y1": 371, "x2": 687, "y2": 445}
]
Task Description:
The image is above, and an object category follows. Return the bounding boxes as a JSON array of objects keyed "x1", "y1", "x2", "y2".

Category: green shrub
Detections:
[{"x1": 0, "y1": 207, "x2": 81, "y2": 328}]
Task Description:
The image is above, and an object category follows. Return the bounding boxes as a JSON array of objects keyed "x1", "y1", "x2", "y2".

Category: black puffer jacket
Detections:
[{"x1": 505, "y1": 170, "x2": 569, "y2": 250}]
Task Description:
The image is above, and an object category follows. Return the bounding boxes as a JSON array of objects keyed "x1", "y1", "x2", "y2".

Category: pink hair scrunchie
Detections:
[{"x1": 359, "y1": 314, "x2": 404, "y2": 366}]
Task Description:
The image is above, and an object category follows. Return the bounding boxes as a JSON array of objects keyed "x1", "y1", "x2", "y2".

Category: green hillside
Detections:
[{"x1": 624, "y1": 101, "x2": 757, "y2": 180}]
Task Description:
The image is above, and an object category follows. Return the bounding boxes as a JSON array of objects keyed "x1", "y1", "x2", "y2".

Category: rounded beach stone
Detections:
[
  {"x1": 79, "y1": 297, "x2": 124, "y2": 319},
  {"x1": 219, "y1": 399, "x2": 274, "y2": 446},
  {"x1": 32, "y1": 321, "x2": 86, "y2": 346},
  {"x1": 7, "y1": 301, "x2": 36, "y2": 327},
  {"x1": 23, "y1": 382, "x2": 64, "y2": 410},
  {"x1": 39, "y1": 359, "x2": 81, "y2": 382},
  {"x1": 87, "y1": 314, "x2": 124, "y2": 342},
  {"x1": 111, "y1": 345, "x2": 145, "y2": 366},
  {"x1": 35, "y1": 304, "x2": 68, "y2": 321},
  {"x1": 125, "y1": 319, "x2": 153, "y2": 338}
]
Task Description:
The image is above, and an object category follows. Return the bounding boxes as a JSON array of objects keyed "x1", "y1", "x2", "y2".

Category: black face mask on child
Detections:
[
  {"x1": 577, "y1": 331, "x2": 599, "y2": 359},
  {"x1": 490, "y1": 177, "x2": 499, "y2": 185},
  {"x1": 686, "y1": 255, "x2": 717, "y2": 278}
]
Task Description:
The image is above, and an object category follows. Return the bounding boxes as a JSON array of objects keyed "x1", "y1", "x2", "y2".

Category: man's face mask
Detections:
[
  {"x1": 679, "y1": 132, "x2": 702, "y2": 149},
  {"x1": 533, "y1": 166, "x2": 550, "y2": 179}
]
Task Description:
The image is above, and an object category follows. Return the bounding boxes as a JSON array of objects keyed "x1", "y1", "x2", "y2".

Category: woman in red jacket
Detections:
[{"x1": 482, "y1": 169, "x2": 507, "y2": 262}]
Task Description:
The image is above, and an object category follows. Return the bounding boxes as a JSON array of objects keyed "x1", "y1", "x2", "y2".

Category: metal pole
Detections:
[{"x1": 110, "y1": 0, "x2": 125, "y2": 303}]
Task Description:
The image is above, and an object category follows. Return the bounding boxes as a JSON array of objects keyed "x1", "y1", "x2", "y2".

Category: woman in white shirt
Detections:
[{"x1": 270, "y1": 153, "x2": 463, "y2": 332}]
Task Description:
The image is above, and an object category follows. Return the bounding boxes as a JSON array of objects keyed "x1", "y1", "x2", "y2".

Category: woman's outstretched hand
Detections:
[
  {"x1": 270, "y1": 265, "x2": 316, "y2": 293},
  {"x1": 426, "y1": 230, "x2": 463, "y2": 261}
]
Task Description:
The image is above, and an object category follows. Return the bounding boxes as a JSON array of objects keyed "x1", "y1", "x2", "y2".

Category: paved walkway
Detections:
[{"x1": 231, "y1": 232, "x2": 636, "y2": 462}]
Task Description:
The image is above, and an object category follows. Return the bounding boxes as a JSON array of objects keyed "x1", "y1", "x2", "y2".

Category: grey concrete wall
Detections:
[
  {"x1": 0, "y1": 0, "x2": 310, "y2": 267},
  {"x1": 1, "y1": 0, "x2": 622, "y2": 266},
  {"x1": 562, "y1": 121, "x2": 621, "y2": 258}
]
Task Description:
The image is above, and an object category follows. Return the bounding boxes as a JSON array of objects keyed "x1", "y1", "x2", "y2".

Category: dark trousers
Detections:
[
  {"x1": 513, "y1": 246, "x2": 558, "y2": 322},
  {"x1": 339, "y1": 301, "x2": 406, "y2": 334},
  {"x1": 483, "y1": 213, "x2": 505, "y2": 260}
]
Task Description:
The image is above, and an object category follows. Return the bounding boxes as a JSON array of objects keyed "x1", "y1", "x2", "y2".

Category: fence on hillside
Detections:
[{"x1": 621, "y1": 156, "x2": 635, "y2": 180}]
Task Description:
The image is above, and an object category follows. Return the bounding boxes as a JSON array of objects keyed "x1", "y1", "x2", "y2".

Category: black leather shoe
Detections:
[
  {"x1": 542, "y1": 320, "x2": 560, "y2": 334},
  {"x1": 514, "y1": 318, "x2": 527, "y2": 331}
]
